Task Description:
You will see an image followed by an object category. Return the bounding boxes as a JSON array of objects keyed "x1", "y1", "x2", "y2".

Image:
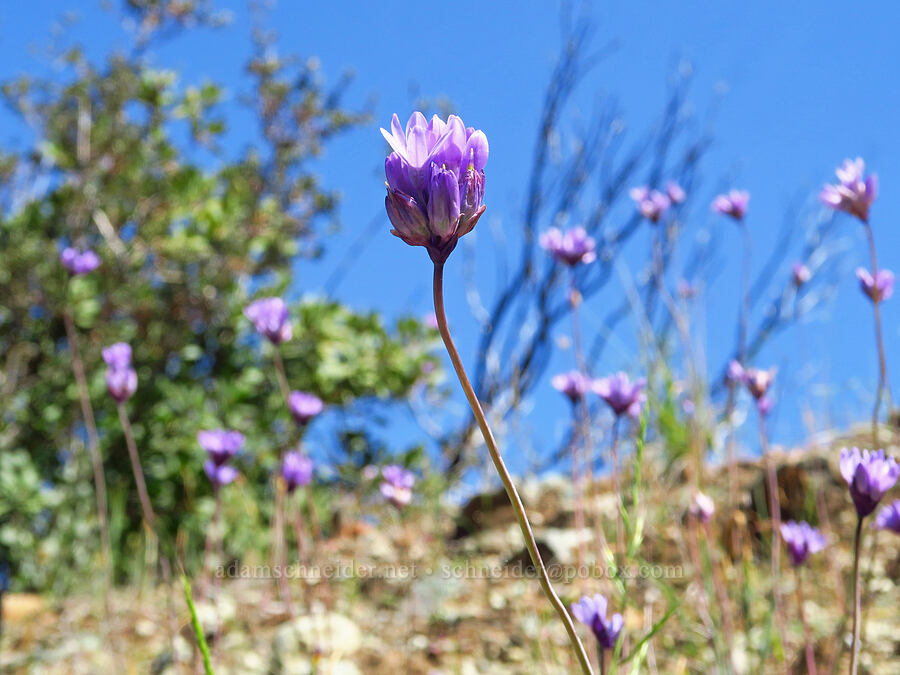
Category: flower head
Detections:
[
  {"x1": 197, "y1": 429, "x2": 245, "y2": 466},
  {"x1": 539, "y1": 227, "x2": 597, "y2": 266},
  {"x1": 282, "y1": 451, "x2": 313, "y2": 492},
  {"x1": 840, "y1": 447, "x2": 900, "y2": 518},
  {"x1": 792, "y1": 263, "x2": 811, "y2": 287},
  {"x1": 756, "y1": 395, "x2": 774, "y2": 416},
  {"x1": 102, "y1": 343, "x2": 132, "y2": 371},
  {"x1": 380, "y1": 464, "x2": 415, "y2": 507},
  {"x1": 382, "y1": 112, "x2": 488, "y2": 263},
  {"x1": 666, "y1": 181, "x2": 687, "y2": 204},
  {"x1": 856, "y1": 267, "x2": 894, "y2": 304},
  {"x1": 711, "y1": 190, "x2": 750, "y2": 221},
  {"x1": 244, "y1": 297, "x2": 292, "y2": 344},
  {"x1": 60, "y1": 247, "x2": 100, "y2": 275},
  {"x1": 820, "y1": 158, "x2": 878, "y2": 223},
  {"x1": 629, "y1": 186, "x2": 671, "y2": 223},
  {"x1": 779, "y1": 520, "x2": 827, "y2": 566},
  {"x1": 593, "y1": 372, "x2": 646, "y2": 418},
  {"x1": 551, "y1": 370, "x2": 593, "y2": 404},
  {"x1": 741, "y1": 366, "x2": 776, "y2": 400},
  {"x1": 689, "y1": 491, "x2": 715, "y2": 524},
  {"x1": 571, "y1": 594, "x2": 624, "y2": 650},
  {"x1": 726, "y1": 360, "x2": 745, "y2": 383},
  {"x1": 204, "y1": 460, "x2": 239, "y2": 488},
  {"x1": 874, "y1": 500, "x2": 900, "y2": 534},
  {"x1": 102, "y1": 342, "x2": 137, "y2": 402},
  {"x1": 288, "y1": 391, "x2": 324, "y2": 426}
]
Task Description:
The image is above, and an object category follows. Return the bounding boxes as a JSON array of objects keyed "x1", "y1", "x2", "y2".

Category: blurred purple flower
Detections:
[
  {"x1": 382, "y1": 112, "x2": 488, "y2": 263},
  {"x1": 539, "y1": 227, "x2": 597, "y2": 266},
  {"x1": 244, "y1": 297, "x2": 292, "y2": 344},
  {"x1": 380, "y1": 464, "x2": 415, "y2": 507},
  {"x1": 593, "y1": 372, "x2": 646, "y2": 418},
  {"x1": 820, "y1": 158, "x2": 878, "y2": 223},
  {"x1": 103, "y1": 342, "x2": 137, "y2": 402},
  {"x1": 840, "y1": 447, "x2": 900, "y2": 518},
  {"x1": 551, "y1": 370, "x2": 592, "y2": 404},
  {"x1": 792, "y1": 262, "x2": 811, "y2": 287},
  {"x1": 289, "y1": 391, "x2": 324, "y2": 426},
  {"x1": 571, "y1": 594, "x2": 623, "y2": 650},
  {"x1": 204, "y1": 460, "x2": 239, "y2": 488},
  {"x1": 60, "y1": 247, "x2": 101, "y2": 275},
  {"x1": 197, "y1": 429, "x2": 245, "y2": 466},
  {"x1": 874, "y1": 500, "x2": 900, "y2": 534},
  {"x1": 282, "y1": 451, "x2": 313, "y2": 493},
  {"x1": 711, "y1": 190, "x2": 750, "y2": 221},
  {"x1": 102, "y1": 342, "x2": 132, "y2": 371},
  {"x1": 856, "y1": 267, "x2": 894, "y2": 304},
  {"x1": 756, "y1": 395, "x2": 773, "y2": 416},
  {"x1": 741, "y1": 366, "x2": 776, "y2": 400},
  {"x1": 689, "y1": 491, "x2": 715, "y2": 524},
  {"x1": 629, "y1": 186, "x2": 670, "y2": 223},
  {"x1": 726, "y1": 360, "x2": 745, "y2": 383},
  {"x1": 779, "y1": 520, "x2": 827, "y2": 566},
  {"x1": 666, "y1": 180, "x2": 686, "y2": 204},
  {"x1": 424, "y1": 312, "x2": 439, "y2": 330}
]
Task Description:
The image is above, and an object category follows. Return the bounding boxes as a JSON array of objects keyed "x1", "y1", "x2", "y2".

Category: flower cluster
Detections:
[
  {"x1": 840, "y1": 447, "x2": 899, "y2": 518},
  {"x1": 289, "y1": 391, "x2": 324, "y2": 426},
  {"x1": 593, "y1": 372, "x2": 646, "y2": 418},
  {"x1": 102, "y1": 342, "x2": 137, "y2": 403},
  {"x1": 711, "y1": 190, "x2": 750, "y2": 221},
  {"x1": 779, "y1": 521, "x2": 827, "y2": 566},
  {"x1": 728, "y1": 361, "x2": 776, "y2": 413},
  {"x1": 244, "y1": 297, "x2": 292, "y2": 344},
  {"x1": 875, "y1": 500, "x2": 900, "y2": 534},
  {"x1": 792, "y1": 262, "x2": 811, "y2": 287},
  {"x1": 820, "y1": 158, "x2": 878, "y2": 223},
  {"x1": 629, "y1": 181, "x2": 685, "y2": 223},
  {"x1": 539, "y1": 227, "x2": 597, "y2": 266},
  {"x1": 551, "y1": 370, "x2": 594, "y2": 404},
  {"x1": 856, "y1": 267, "x2": 894, "y2": 304},
  {"x1": 571, "y1": 594, "x2": 624, "y2": 650},
  {"x1": 281, "y1": 451, "x2": 313, "y2": 493},
  {"x1": 380, "y1": 464, "x2": 415, "y2": 508},
  {"x1": 198, "y1": 429, "x2": 244, "y2": 489},
  {"x1": 381, "y1": 112, "x2": 488, "y2": 263},
  {"x1": 60, "y1": 247, "x2": 101, "y2": 275}
]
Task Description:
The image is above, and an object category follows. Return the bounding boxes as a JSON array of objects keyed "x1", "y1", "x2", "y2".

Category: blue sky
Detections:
[{"x1": 2, "y1": 1, "x2": 899, "y2": 473}]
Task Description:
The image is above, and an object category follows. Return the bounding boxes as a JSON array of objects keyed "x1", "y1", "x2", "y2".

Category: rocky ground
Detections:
[{"x1": 4, "y1": 436, "x2": 900, "y2": 674}]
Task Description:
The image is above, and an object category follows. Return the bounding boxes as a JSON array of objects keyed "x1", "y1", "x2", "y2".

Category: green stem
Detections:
[
  {"x1": 849, "y1": 517, "x2": 864, "y2": 675},
  {"x1": 863, "y1": 223, "x2": 889, "y2": 445},
  {"x1": 432, "y1": 261, "x2": 594, "y2": 675}
]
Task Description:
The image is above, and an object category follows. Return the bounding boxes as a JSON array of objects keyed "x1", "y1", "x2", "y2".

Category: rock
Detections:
[
  {"x1": 273, "y1": 612, "x2": 362, "y2": 661},
  {"x1": 539, "y1": 527, "x2": 597, "y2": 565},
  {"x1": 502, "y1": 540, "x2": 556, "y2": 575}
]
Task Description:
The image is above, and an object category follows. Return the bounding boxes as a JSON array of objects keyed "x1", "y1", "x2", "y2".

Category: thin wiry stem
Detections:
[
  {"x1": 432, "y1": 261, "x2": 594, "y2": 675},
  {"x1": 863, "y1": 223, "x2": 890, "y2": 445},
  {"x1": 796, "y1": 569, "x2": 817, "y2": 675},
  {"x1": 759, "y1": 412, "x2": 786, "y2": 658},
  {"x1": 849, "y1": 517, "x2": 864, "y2": 675},
  {"x1": 271, "y1": 348, "x2": 295, "y2": 613},
  {"x1": 116, "y1": 402, "x2": 156, "y2": 529},
  {"x1": 62, "y1": 309, "x2": 112, "y2": 609},
  {"x1": 568, "y1": 272, "x2": 590, "y2": 578}
]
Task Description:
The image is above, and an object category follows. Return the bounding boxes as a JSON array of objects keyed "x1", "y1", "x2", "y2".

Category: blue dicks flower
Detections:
[
  {"x1": 60, "y1": 246, "x2": 101, "y2": 275},
  {"x1": 840, "y1": 447, "x2": 900, "y2": 518},
  {"x1": 820, "y1": 158, "x2": 878, "y2": 223},
  {"x1": 204, "y1": 461, "x2": 239, "y2": 488},
  {"x1": 102, "y1": 342, "x2": 137, "y2": 402},
  {"x1": 593, "y1": 372, "x2": 646, "y2": 418},
  {"x1": 539, "y1": 227, "x2": 597, "y2": 266},
  {"x1": 689, "y1": 491, "x2": 715, "y2": 524},
  {"x1": 856, "y1": 267, "x2": 894, "y2": 304},
  {"x1": 244, "y1": 297, "x2": 292, "y2": 344},
  {"x1": 551, "y1": 370, "x2": 593, "y2": 404},
  {"x1": 289, "y1": 391, "x2": 324, "y2": 426},
  {"x1": 665, "y1": 181, "x2": 686, "y2": 204},
  {"x1": 281, "y1": 451, "x2": 313, "y2": 492},
  {"x1": 630, "y1": 186, "x2": 671, "y2": 223},
  {"x1": 779, "y1": 520, "x2": 827, "y2": 566},
  {"x1": 874, "y1": 500, "x2": 900, "y2": 534},
  {"x1": 382, "y1": 112, "x2": 488, "y2": 263},
  {"x1": 741, "y1": 366, "x2": 776, "y2": 401},
  {"x1": 197, "y1": 429, "x2": 245, "y2": 466},
  {"x1": 571, "y1": 594, "x2": 624, "y2": 650},
  {"x1": 380, "y1": 464, "x2": 415, "y2": 507},
  {"x1": 711, "y1": 190, "x2": 750, "y2": 221}
]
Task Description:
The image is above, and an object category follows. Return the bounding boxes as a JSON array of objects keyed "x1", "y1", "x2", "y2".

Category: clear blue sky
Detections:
[{"x1": 3, "y1": 1, "x2": 899, "y2": 473}]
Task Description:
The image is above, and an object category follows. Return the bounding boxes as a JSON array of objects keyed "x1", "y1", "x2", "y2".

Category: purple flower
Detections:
[
  {"x1": 244, "y1": 297, "x2": 292, "y2": 344},
  {"x1": 840, "y1": 447, "x2": 900, "y2": 518},
  {"x1": 380, "y1": 464, "x2": 415, "y2": 507},
  {"x1": 856, "y1": 267, "x2": 894, "y2": 304},
  {"x1": 726, "y1": 360, "x2": 745, "y2": 383},
  {"x1": 820, "y1": 158, "x2": 878, "y2": 223},
  {"x1": 423, "y1": 312, "x2": 439, "y2": 330},
  {"x1": 874, "y1": 500, "x2": 900, "y2": 534},
  {"x1": 60, "y1": 247, "x2": 101, "y2": 275},
  {"x1": 103, "y1": 342, "x2": 137, "y2": 402},
  {"x1": 593, "y1": 372, "x2": 646, "y2": 418},
  {"x1": 204, "y1": 460, "x2": 239, "y2": 488},
  {"x1": 288, "y1": 391, "x2": 324, "y2": 426},
  {"x1": 741, "y1": 366, "x2": 776, "y2": 400},
  {"x1": 382, "y1": 112, "x2": 488, "y2": 263},
  {"x1": 539, "y1": 227, "x2": 597, "y2": 266},
  {"x1": 779, "y1": 520, "x2": 827, "y2": 566},
  {"x1": 551, "y1": 370, "x2": 592, "y2": 404},
  {"x1": 689, "y1": 491, "x2": 715, "y2": 524},
  {"x1": 665, "y1": 181, "x2": 687, "y2": 204},
  {"x1": 711, "y1": 190, "x2": 750, "y2": 221},
  {"x1": 197, "y1": 429, "x2": 245, "y2": 466},
  {"x1": 792, "y1": 263, "x2": 811, "y2": 287},
  {"x1": 629, "y1": 186, "x2": 671, "y2": 223},
  {"x1": 282, "y1": 451, "x2": 313, "y2": 492},
  {"x1": 756, "y1": 395, "x2": 774, "y2": 416},
  {"x1": 570, "y1": 594, "x2": 623, "y2": 650}
]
